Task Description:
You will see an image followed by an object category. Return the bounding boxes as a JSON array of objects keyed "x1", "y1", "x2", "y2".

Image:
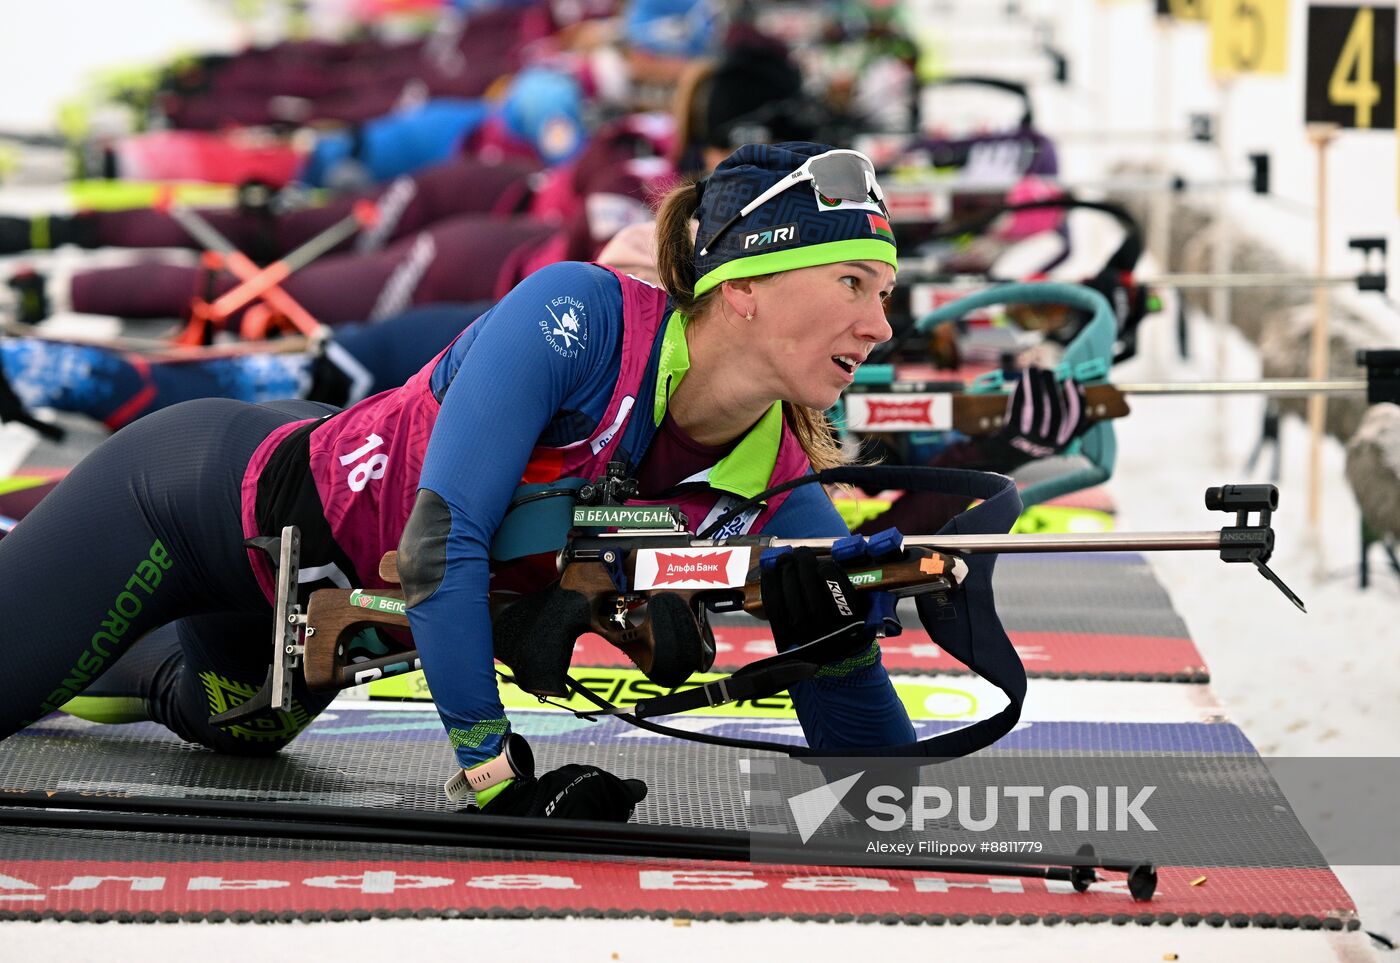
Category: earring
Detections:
[{"x1": 744, "y1": 311, "x2": 754, "y2": 321}]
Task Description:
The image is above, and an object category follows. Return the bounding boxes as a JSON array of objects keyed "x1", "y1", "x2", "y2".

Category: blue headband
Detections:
[{"x1": 693, "y1": 142, "x2": 898, "y2": 296}]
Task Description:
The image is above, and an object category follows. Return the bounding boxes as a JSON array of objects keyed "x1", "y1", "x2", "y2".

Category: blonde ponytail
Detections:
[{"x1": 654, "y1": 179, "x2": 720, "y2": 317}]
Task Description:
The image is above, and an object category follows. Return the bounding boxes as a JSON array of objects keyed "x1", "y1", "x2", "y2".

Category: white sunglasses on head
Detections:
[{"x1": 697, "y1": 148, "x2": 890, "y2": 257}]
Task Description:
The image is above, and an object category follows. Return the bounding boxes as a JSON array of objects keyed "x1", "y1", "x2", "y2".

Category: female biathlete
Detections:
[{"x1": 0, "y1": 143, "x2": 912, "y2": 821}]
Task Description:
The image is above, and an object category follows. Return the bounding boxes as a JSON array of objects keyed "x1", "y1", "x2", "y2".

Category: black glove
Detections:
[
  {"x1": 481, "y1": 764, "x2": 647, "y2": 821},
  {"x1": 760, "y1": 547, "x2": 870, "y2": 654},
  {"x1": 990, "y1": 366, "x2": 1088, "y2": 465}
]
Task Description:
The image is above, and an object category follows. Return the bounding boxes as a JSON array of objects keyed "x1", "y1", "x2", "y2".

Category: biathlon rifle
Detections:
[
  {"x1": 843, "y1": 347, "x2": 1400, "y2": 436},
  {"x1": 217, "y1": 464, "x2": 970, "y2": 729},
  {"x1": 210, "y1": 465, "x2": 1303, "y2": 734}
]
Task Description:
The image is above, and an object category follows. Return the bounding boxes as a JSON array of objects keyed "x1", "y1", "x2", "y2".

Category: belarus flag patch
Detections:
[{"x1": 867, "y1": 213, "x2": 895, "y2": 241}]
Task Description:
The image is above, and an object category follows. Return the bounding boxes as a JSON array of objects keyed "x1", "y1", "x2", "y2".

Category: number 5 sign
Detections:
[
  {"x1": 1305, "y1": 5, "x2": 1397, "y2": 129},
  {"x1": 1211, "y1": 0, "x2": 1290, "y2": 75}
]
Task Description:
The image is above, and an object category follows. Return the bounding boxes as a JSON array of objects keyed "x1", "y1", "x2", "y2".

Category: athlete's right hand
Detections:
[{"x1": 481, "y1": 764, "x2": 648, "y2": 821}]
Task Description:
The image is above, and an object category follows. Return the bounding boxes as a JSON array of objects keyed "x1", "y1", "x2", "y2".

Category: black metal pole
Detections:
[
  {"x1": 0, "y1": 808, "x2": 1098, "y2": 889},
  {"x1": 0, "y1": 790, "x2": 1154, "y2": 897},
  {"x1": 0, "y1": 808, "x2": 752, "y2": 864}
]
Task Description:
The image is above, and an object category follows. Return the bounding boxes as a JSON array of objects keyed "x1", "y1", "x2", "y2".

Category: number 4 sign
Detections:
[{"x1": 1305, "y1": 4, "x2": 1397, "y2": 129}]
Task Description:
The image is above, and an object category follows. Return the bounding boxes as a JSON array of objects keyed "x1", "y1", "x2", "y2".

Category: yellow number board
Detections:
[
  {"x1": 1211, "y1": 0, "x2": 1290, "y2": 75},
  {"x1": 1305, "y1": 4, "x2": 1397, "y2": 128}
]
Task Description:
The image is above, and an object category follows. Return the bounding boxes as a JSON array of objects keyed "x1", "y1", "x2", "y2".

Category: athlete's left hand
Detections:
[
  {"x1": 994, "y1": 366, "x2": 1088, "y2": 461},
  {"x1": 760, "y1": 547, "x2": 870, "y2": 653}
]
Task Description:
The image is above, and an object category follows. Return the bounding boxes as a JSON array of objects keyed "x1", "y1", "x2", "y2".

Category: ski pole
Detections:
[
  {"x1": 161, "y1": 202, "x2": 329, "y2": 341},
  {"x1": 207, "y1": 199, "x2": 379, "y2": 322},
  {"x1": 0, "y1": 789, "x2": 1155, "y2": 899}
]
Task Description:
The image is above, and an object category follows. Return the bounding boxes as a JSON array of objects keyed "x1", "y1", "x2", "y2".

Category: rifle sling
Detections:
[{"x1": 574, "y1": 621, "x2": 871, "y2": 719}]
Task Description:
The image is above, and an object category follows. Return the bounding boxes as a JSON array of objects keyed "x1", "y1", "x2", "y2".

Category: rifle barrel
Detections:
[
  {"x1": 774, "y1": 532, "x2": 1223, "y2": 554},
  {"x1": 888, "y1": 176, "x2": 1249, "y2": 197},
  {"x1": 1142, "y1": 272, "x2": 1365, "y2": 289},
  {"x1": 1051, "y1": 128, "x2": 1204, "y2": 143},
  {"x1": 885, "y1": 175, "x2": 1240, "y2": 203},
  {"x1": 1068, "y1": 176, "x2": 1253, "y2": 194},
  {"x1": 887, "y1": 270, "x2": 1366, "y2": 291},
  {"x1": 1118, "y1": 378, "x2": 1367, "y2": 396}
]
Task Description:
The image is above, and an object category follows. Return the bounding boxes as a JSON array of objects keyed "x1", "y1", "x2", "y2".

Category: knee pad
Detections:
[
  {"x1": 59, "y1": 695, "x2": 150, "y2": 725},
  {"x1": 399, "y1": 489, "x2": 451, "y2": 607}
]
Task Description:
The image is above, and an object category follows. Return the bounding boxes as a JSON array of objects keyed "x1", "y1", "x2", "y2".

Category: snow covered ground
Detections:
[
  {"x1": 1115, "y1": 294, "x2": 1400, "y2": 943},
  {"x1": 0, "y1": 0, "x2": 1396, "y2": 958},
  {"x1": 1034, "y1": 2, "x2": 1400, "y2": 941}
]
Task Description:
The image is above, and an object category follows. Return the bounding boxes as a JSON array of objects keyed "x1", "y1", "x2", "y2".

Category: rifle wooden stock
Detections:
[
  {"x1": 302, "y1": 587, "x2": 408, "y2": 692},
  {"x1": 380, "y1": 552, "x2": 400, "y2": 582},
  {"x1": 740, "y1": 548, "x2": 960, "y2": 617},
  {"x1": 557, "y1": 559, "x2": 694, "y2": 679}
]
